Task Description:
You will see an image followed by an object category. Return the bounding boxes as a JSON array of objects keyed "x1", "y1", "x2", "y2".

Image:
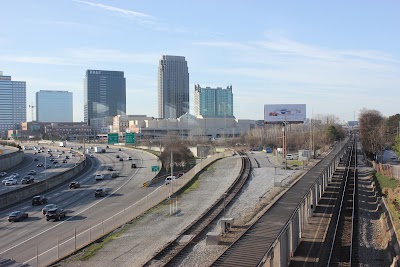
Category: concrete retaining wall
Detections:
[
  {"x1": 0, "y1": 151, "x2": 24, "y2": 172},
  {"x1": 0, "y1": 158, "x2": 87, "y2": 210},
  {"x1": 380, "y1": 197, "x2": 400, "y2": 266}
]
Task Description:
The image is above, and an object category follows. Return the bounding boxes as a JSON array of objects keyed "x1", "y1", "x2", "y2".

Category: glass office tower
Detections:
[
  {"x1": 194, "y1": 84, "x2": 234, "y2": 117},
  {"x1": 36, "y1": 90, "x2": 73, "y2": 122},
  {"x1": 84, "y1": 70, "x2": 126, "y2": 124},
  {"x1": 0, "y1": 71, "x2": 26, "y2": 133},
  {"x1": 158, "y1": 55, "x2": 189, "y2": 119}
]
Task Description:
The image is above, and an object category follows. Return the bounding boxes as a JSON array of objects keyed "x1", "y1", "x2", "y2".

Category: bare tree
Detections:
[{"x1": 359, "y1": 108, "x2": 385, "y2": 158}]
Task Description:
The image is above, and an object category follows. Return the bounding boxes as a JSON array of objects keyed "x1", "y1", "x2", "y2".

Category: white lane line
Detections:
[{"x1": 17, "y1": 229, "x2": 28, "y2": 236}]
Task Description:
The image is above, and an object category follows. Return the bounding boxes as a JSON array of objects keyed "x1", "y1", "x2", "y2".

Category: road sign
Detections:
[
  {"x1": 126, "y1": 132, "x2": 135, "y2": 144},
  {"x1": 151, "y1": 166, "x2": 160, "y2": 172},
  {"x1": 108, "y1": 133, "x2": 118, "y2": 144}
]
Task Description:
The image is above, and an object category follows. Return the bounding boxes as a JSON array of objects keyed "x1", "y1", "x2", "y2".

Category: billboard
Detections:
[{"x1": 264, "y1": 104, "x2": 306, "y2": 123}]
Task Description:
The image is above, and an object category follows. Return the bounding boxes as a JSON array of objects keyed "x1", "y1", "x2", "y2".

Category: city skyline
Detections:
[{"x1": 1, "y1": 1, "x2": 399, "y2": 122}]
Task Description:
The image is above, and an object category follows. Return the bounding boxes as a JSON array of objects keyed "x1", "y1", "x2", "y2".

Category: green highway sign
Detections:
[
  {"x1": 126, "y1": 132, "x2": 135, "y2": 144},
  {"x1": 108, "y1": 133, "x2": 119, "y2": 144},
  {"x1": 151, "y1": 166, "x2": 160, "y2": 172}
]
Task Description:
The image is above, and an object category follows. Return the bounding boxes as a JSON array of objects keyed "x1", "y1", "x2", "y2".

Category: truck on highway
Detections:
[
  {"x1": 94, "y1": 147, "x2": 103, "y2": 153},
  {"x1": 59, "y1": 141, "x2": 66, "y2": 147}
]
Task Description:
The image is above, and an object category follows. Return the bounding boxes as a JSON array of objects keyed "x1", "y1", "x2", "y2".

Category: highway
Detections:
[
  {"x1": 0, "y1": 147, "x2": 81, "y2": 194},
  {"x1": 0, "y1": 145, "x2": 160, "y2": 267}
]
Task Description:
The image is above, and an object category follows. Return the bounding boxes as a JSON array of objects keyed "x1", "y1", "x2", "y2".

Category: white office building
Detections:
[
  {"x1": 0, "y1": 71, "x2": 26, "y2": 134},
  {"x1": 36, "y1": 90, "x2": 73, "y2": 122}
]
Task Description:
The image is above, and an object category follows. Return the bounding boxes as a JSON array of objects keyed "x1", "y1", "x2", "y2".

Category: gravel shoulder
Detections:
[{"x1": 58, "y1": 156, "x2": 243, "y2": 267}]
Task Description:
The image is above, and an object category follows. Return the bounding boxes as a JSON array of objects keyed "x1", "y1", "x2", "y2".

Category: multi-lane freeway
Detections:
[{"x1": 0, "y1": 145, "x2": 160, "y2": 267}]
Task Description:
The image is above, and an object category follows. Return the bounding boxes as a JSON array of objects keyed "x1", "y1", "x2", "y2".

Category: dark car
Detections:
[
  {"x1": 131, "y1": 163, "x2": 137, "y2": 168},
  {"x1": 28, "y1": 170, "x2": 36, "y2": 175},
  {"x1": 53, "y1": 160, "x2": 58, "y2": 164},
  {"x1": 111, "y1": 172, "x2": 119, "y2": 178},
  {"x1": 21, "y1": 176, "x2": 34, "y2": 184},
  {"x1": 37, "y1": 163, "x2": 43, "y2": 167},
  {"x1": 69, "y1": 181, "x2": 81, "y2": 189},
  {"x1": 107, "y1": 167, "x2": 114, "y2": 171},
  {"x1": 45, "y1": 207, "x2": 66, "y2": 221},
  {"x1": 8, "y1": 211, "x2": 28, "y2": 222},
  {"x1": 118, "y1": 148, "x2": 121, "y2": 151},
  {"x1": 45, "y1": 164, "x2": 51, "y2": 169},
  {"x1": 42, "y1": 204, "x2": 58, "y2": 215},
  {"x1": 116, "y1": 155, "x2": 120, "y2": 158},
  {"x1": 34, "y1": 157, "x2": 38, "y2": 161},
  {"x1": 95, "y1": 188, "x2": 108, "y2": 197},
  {"x1": 119, "y1": 158, "x2": 123, "y2": 161},
  {"x1": 32, "y1": 195, "x2": 48, "y2": 206},
  {"x1": 62, "y1": 159, "x2": 67, "y2": 163}
]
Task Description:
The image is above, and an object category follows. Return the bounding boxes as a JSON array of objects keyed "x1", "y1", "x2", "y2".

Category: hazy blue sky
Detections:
[{"x1": 1, "y1": 1, "x2": 399, "y2": 122}]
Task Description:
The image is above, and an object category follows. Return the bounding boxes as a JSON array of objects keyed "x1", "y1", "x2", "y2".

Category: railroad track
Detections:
[
  {"x1": 143, "y1": 153, "x2": 251, "y2": 267},
  {"x1": 321, "y1": 137, "x2": 359, "y2": 266}
]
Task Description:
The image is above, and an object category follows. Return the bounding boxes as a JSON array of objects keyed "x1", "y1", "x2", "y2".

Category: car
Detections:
[
  {"x1": 0, "y1": 172, "x2": 7, "y2": 177},
  {"x1": 21, "y1": 176, "x2": 34, "y2": 184},
  {"x1": 53, "y1": 160, "x2": 58, "y2": 164},
  {"x1": 177, "y1": 172, "x2": 185, "y2": 178},
  {"x1": 5, "y1": 178, "x2": 18, "y2": 186},
  {"x1": 69, "y1": 181, "x2": 81, "y2": 189},
  {"x1": 165, "y1": 175, "x2": 176, "y2": 185},
  {"x1": 8, "y1": 211, "x2": 28, "y2": 222},
  {"x1": 2, "y1": 177, "x2": 14, "y2": 185},
  {"x1": 32, "y1": 195, "x2": 48, "y2": 206},
  {"x1": 107, "y1": 167, "x2": 114, "y2": 171},
  {"x1": 95, "y1": 174, "x2": 104, "y2": 180},
  {"x1": 116, "y1": 155, "x2": 120, "y2": 158},
  {"x1": 45, "y1": 207, "x2": 66, "y2": 221},
  {"x1": 65, "y1": 156, "x2": 70, "y2": 159},
  {"x1": 42, "y1": 204, "x2": 58, "y2": 215},
  {"x1": 131, "y1": 163, "x2": 137, "y2": 168},
  {"x1": 111, "y1": 172, "x2": 119, "y2": 178},
  {"x1": 119, "y1": 158, "x2": 123, "y2": 161},
  {"x1": 62, "y1": 159, "x2": 67, "y2": 163},
  {"x1": 54, "y1": 164, "x2": 61, "y2": 168},
  {"x1": 127, "y1": 156, "x2": 133, "y2": 160},
  {"x1": 45, "y1": 164, "x2": 51, "y2": 169},
  {"x1": 49, "y1": 158, "x2": 54, "y2": 161},
  {"x1": 118, "y1": 148, "x2": 121, "y2": 151},
  {"x1": 11, "y1": 173, "x2": 19, "y2": 179},
  {"x1": 286, "y1": 154, "x2": 294, "y2": 160},
  {"x1": 37, "y1": 163, "x2": 44, "y2": 167},
  {"x1": 90, "y1": 154, "x2": 94, "y2": 158},
  {"x1": 34, "y1": 157, "x2": 38, "y2": 161},
  {"x1": 28, "y1": 170, "x2": 36, "y2": 175},
  {"x1": 391, "y1": 155, "x2": 398, "y2": 160},
  {"x1": 95, "y1": 188, "x2": 108, "y2": 197}
]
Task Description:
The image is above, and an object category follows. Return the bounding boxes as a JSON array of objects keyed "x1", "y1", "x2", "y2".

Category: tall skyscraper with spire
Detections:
[{"x1": 158, "y1": 55, "x2": 189, "y2": 119}]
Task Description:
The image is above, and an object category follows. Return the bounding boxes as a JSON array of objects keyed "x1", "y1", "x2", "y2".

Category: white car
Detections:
[
  {"x1": 95, "y1": 174, "x2": 104, "y2": 180},
  {"x1": 54, "y1": 164, "x2": 62, "y2": 168},
  {"x1": 11, "y1": 173, "x2": 19, "y2": 179},
  {"x1": 165, "y1": 175, "x2": 176, "y2": 185},
  {"x1": 286, "y1": 154, "x2": 294, "y2": 160},
  {"x1": 2, "y1": 177, "x2": 14, "y2": 185},
  {"x1": 5, "y1": 178, "x2": 17, "y2": 186},
  {"x1": 0, "y1": 172, "x2": 7, "y2": 177}
]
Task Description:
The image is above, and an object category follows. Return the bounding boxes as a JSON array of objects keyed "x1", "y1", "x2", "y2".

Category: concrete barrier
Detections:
[
  {"x1": 0, "y1": 158, "x2": 87, "y2": 210},
  {"x1": 0, "y1": 151, "x2": 24, "y2": 172}
]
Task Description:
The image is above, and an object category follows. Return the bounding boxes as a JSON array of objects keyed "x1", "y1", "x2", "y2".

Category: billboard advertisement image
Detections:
[{"x1": 264, "y1": 104, "x2": 306, "y2": 123}]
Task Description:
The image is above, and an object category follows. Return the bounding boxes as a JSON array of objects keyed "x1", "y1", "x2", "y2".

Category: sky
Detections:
[{"x1": 1, "y1": 0, "x2": 399, "y2": 123}]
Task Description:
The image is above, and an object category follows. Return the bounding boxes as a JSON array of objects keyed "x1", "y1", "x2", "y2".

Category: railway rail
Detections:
[
  {"x1": 143, "y1": 153, "x2": 251, "y2": 267},
  {"x1": 321, "y1": 137, "x2": 359, "y2": 266}
]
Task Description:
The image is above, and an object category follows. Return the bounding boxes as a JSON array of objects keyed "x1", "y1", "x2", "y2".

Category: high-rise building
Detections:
[
  {"x1": 36, "y1": 90, "x2": 73, "y2": 122},
  {"x1": 158, "y1": 55, "x2": 189, "y2": 119},
  {"x1": 84, "y1": 70, "x2": 126, "y2": 124},
  {"x1": 194, "y1": 84, "x2": 234, "y2": 117},
  {"x1": 0, "y1": 71, "x2": 26, "y2": 133}
]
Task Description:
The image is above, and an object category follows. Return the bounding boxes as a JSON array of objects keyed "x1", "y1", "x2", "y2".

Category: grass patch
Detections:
[
  {"x1": 77, "y1": 228, "x2": 127, "y2": 261},
  {"x1": 376, "y1": 172, "x2": 398, "y2": 190},
  {"x1": 184, "y1": 179, "x2": 200, "y2": 193}
]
